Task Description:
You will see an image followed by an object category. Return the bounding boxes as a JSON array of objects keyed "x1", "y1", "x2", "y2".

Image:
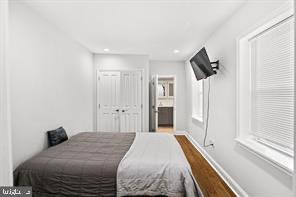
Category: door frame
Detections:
[
  {"x1": 96, "y1": 69, "x2": 144, "y2": 132},
  {"x1": 154, "y1": 75, "x2": 177, "y2": 132}
]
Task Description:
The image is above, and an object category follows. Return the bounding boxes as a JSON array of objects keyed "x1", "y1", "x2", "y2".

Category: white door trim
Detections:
[
  {"x1": 0, "y1": 0, "x2": 13, "y2": 186},
  {"x1": 96, "y1": 69, "x2": 144, "y2": 132}
]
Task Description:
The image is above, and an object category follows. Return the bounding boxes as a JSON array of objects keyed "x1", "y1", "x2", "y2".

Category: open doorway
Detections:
[{"x1": 151, "y1": 75, "x2": 176, "y2": 133}]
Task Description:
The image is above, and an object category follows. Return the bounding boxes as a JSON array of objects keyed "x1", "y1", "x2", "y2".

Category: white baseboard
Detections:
[{"x1": 184, "y1": 132, "x2": 248, "y2": 197}]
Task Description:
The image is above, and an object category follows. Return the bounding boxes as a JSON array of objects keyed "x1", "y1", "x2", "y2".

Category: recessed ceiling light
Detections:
[
  {"x1": 173, "y1": 49, "x2": 180, "y2": 54},
  {"x1": 103, "y1": 48, "x2": 110, "y2": 52}
]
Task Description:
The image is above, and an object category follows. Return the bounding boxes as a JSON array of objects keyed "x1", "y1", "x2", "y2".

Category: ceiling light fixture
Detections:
[
  {"x1": 103, "y1": 48, "x2": 110, "y2": 52},
  {"x1": 173, "y1": 49, "x2": 180, "y2": 54}
]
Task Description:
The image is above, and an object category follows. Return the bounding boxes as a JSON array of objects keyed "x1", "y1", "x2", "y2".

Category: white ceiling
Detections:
[{"x1": 22, "y1": 0, "x2": 246, "y2": 60}]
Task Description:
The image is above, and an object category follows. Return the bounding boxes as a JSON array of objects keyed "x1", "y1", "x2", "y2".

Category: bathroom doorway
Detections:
[{"x1": 151, "y1": 75, "x2": 176, "y2": 133}]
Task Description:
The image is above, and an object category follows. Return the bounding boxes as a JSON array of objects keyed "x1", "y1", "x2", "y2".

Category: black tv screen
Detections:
[{"x1": 190, "y1": 47, "x2": 216, "y2": 81}]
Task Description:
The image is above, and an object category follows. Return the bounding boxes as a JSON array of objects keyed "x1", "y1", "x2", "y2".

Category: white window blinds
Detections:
[{"x1": 250, "y1": 16, "x2": 294, "y2": 150}]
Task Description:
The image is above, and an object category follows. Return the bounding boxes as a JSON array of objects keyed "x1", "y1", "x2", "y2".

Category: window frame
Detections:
[
  {"x1": 236, "y1": 6, "x2": 294, "y2": 175},
  {"x1": 191, "y1": 69, "x2": 204, "y2": 126}
]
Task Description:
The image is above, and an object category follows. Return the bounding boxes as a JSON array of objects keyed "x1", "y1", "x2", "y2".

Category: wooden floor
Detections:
[
  {"x1": 175, "y1": 135, "x2": 236, "y2": 197},
  {"x1": 157, "y1": 126, "x2": 174, "y2": 133}
]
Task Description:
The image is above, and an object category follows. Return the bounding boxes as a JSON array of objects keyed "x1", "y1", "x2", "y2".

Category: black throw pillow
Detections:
[{"x1": 47, "y1": 127, "x2": 68, "y2": 147}]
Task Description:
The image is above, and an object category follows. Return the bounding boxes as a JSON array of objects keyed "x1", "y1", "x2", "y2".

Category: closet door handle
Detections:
[
  {"x1": 115, "y1": 109, "x2": 119, "y2": 112},
  {"x1": 122, "y1": 110, "x2": 126, "y2": 112}
]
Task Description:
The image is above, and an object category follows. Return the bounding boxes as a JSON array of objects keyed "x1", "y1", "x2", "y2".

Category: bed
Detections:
[{"x1": 14, "y1": 132, "x2": 201, "y2": 197}]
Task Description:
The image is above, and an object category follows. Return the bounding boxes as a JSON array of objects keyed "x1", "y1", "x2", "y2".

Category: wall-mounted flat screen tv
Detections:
[{"x1": 190, "y1": 47, "x2": 216, "y2": 81}]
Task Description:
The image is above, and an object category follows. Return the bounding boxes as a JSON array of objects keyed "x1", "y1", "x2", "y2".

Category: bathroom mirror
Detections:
[{"x1": 158, "y1": 82, "x2": 167, "y2": 97}]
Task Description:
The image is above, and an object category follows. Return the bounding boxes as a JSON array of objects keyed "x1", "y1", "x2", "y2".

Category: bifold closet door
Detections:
[
  {"x1": 98, "y1": 72, "x2": 120, "y2": 132},
  {"x1": 120, "y1": 71, "x2": 142, "y2": 132},
  {"x1": 97, "y1": 71, "x2": 142, "y2": 132}
]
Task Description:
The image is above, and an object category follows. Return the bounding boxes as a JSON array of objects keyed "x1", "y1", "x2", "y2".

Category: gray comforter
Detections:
[{"x1": 14, "y1": 132, "x2": 135, "y2": 197}]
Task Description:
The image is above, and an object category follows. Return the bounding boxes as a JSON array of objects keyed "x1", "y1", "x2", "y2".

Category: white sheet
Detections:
[{"x1": 117, "y1": 133, "x2": 202, "y2": 197}]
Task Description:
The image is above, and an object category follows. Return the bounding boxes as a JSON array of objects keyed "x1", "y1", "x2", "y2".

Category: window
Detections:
[
  {"x1": 192, "y1": 69, "x2": 204, "y2": 123},
  {"x1": 237, "y1": 10, "x2": 294, "y2": 174}
]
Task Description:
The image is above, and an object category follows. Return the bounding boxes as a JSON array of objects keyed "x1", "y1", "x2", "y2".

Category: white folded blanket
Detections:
[{"x1": 117, "y1": 132, "x2": 202, "y2": 197}]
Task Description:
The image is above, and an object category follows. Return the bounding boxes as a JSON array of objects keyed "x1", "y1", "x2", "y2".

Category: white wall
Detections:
[
  {"x1": 149, "y1": 61, "x2": 187, "y2": 130},
  {"x1": 9, "y1": 2, "x2": 94, "y2": 168},
  {"x1": 185, "y1": 0, "x2": 294, "y2": 196},
  {"x1": 0, "y1": 0, "x2": 13, "y2": 186},
  {"x1": 94, "y1": 54, "x2": 149, "y2": 132}
]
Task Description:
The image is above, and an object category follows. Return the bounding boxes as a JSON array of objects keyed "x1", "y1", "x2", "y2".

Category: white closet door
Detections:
[
  {"x1": 120, "y1": 71, "x2": 142, "y2": 132},
  {"x1": 98, "y1": 72, "x2": 120, "y2": 132}
]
